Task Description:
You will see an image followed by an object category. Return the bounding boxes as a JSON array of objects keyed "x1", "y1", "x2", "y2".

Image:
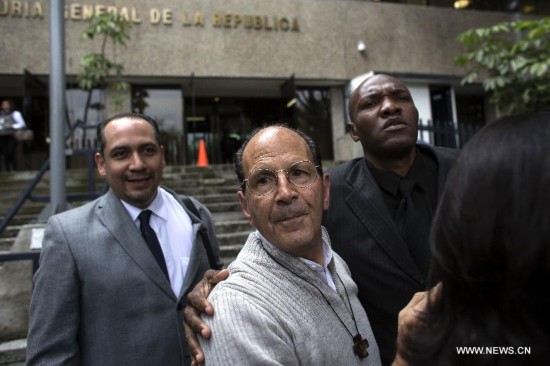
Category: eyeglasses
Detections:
[{"x1": 242, "y1": 160, "x2": 320, "y2": 197}]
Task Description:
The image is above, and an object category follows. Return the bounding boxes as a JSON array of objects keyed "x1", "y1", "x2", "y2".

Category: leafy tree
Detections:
[
  {"x1": 455, "y1": 17, "x2": 550, "y2": 116},
  {"x1": 77, "y1": 13, "x2": 132, "y2": 126}
]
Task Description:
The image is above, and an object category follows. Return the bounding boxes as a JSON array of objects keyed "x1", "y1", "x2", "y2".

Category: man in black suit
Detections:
[{"x1": 323, "y1": 74, "x2": 458, "y2": 365}]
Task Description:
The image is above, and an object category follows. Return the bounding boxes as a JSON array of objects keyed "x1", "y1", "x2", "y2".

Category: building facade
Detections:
[{"x1": 0, "y1": 0, "x2": 546, "y2": 168}]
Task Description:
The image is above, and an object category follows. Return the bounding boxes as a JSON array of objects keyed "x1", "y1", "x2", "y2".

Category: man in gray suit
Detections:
[
  {"x1": 26, "y1": 112, "x2": 221, "y2": 365},
  {"x1": 323, "y1": 74, "x2": 458, "y2": 365}
]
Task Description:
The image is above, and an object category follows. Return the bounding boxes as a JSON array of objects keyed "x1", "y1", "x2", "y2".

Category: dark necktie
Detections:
[
  {"x1": 138, "y1": 210, "x2": 170, "y2": 282},
  {"x1": 395, "y1": 178, "x2": 430, "y2": 275}
]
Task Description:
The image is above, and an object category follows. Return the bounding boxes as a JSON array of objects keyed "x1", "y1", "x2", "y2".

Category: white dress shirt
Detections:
[
  {"x1": 256, "y1": 230, "x2": 337, "y2": 291},
  {"x1": 122, "y1": 188, "x2": 194, "y2": 296}
]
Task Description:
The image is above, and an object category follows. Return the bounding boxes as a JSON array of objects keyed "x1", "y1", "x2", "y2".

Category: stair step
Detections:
[
  {"x1": 0, "y1": 214, "x2": 40, "y2": 226},
  {"x1": 219, "y1": 244, "x2": 244, "y2": 259},
  {"x1": 211, "y1": 210, "x2": 245, "y2": 223},
  {"x1": 217, "y1": 231, "x2": 252, "y2": 247},
  {"x1": 0, "y1": 237, "x2": 15, "y2": 251},
  {"x1": 206, "y1": 202, "x2": 241, "y2": 213},
  {"x1": 215, "y1": 220, "x2": 251, "y2": 234},
  {"x1": 0, "y1": 225, "x2": 25, "y2": 239},
  {"x1": 176, "y1": 186, "x2": 240, "y2": 196},
  {"x1": 193, "y1": 193, "x2": 237, "y2": 204},
  {"x1": 222, "y1": 257, "x2": 237, "y2": 268}
]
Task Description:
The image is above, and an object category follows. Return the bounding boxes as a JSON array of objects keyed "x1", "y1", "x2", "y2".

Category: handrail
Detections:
[
  {"x1": 0, "y1": 121, "x2": 105, "y2": 235},
  {"x1": 0, "y1": 251, "x2": 40, "y2": 274},
  {"x1": 0, "y1": 159, "x2": 50, "y2": 234}
]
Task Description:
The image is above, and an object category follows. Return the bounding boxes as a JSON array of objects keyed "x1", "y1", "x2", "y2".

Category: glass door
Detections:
[{"x1": 132, "y1": 87, "x2": 184, "y2": 164}]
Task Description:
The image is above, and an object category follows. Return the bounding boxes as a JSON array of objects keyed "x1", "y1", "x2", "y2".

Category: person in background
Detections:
[
  {"x1": 0, "y1": 99, "x2": 27, "y2": 171},
  {"x1": 27, "y1": 112, "x2": 222, "y2": 365},
  {"x1": 395, "y1": 111, "x2": 550, "y2": 365},
  {"x1": 198, "y1": 124, "x2": 381, "y2": 365}
]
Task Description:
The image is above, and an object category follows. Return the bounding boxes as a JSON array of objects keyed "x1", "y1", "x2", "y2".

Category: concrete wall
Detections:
[{"x1": 1, "y1": 0, "x2": 519, "y2": 80}]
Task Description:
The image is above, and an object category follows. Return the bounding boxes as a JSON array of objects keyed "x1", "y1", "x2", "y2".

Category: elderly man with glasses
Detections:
[{"x1": 195, "y1": 124, "x2": 381, "y2": 365}]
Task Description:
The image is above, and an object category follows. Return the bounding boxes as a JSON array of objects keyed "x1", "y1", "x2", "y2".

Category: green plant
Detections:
[
  {"x1": 455, "y1": 17, "x2": 550, "y2": 116},
  {"x1": 77, "y1": 13, "x2": 132, "y2": 124}
]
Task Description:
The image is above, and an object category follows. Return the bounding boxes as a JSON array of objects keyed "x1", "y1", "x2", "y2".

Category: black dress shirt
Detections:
[{"x1": 367, "y1": 147, "x2": 438, "y2": 275}]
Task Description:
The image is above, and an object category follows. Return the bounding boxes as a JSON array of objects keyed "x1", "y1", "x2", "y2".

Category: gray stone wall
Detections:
[{"x1": 1, "y1": 0, "x2": 522, "y2": 80}]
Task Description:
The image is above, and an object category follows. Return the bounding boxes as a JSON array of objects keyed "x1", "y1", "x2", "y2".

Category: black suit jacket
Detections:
[{"x1": 323, "y1": 144, "x2": 458, "y2": 365}]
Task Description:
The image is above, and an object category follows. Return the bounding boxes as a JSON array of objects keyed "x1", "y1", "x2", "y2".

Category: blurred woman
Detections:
[{"x1": 395, "y1": 111, "x2": 550, "y2": 365}]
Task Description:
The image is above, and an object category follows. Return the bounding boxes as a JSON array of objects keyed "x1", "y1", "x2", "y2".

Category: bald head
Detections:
[
  {"x1": 349, "y1": 74, "x2": 411, "y2": 123},
  {"x1": 346, "y1": 74, "x2": 419, "y2": 163},
  {"x1": 234, "y1": 124, "x2": 323, "y2": 192}
]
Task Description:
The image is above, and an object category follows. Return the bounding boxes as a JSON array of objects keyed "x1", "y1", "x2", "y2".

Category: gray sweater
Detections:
[{"x1": 200, "y1": 228, "x2": 381, "y2": 365}]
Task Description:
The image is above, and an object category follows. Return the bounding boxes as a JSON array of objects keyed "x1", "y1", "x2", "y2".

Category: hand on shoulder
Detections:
[{"x1": 184, "y1": 268, "x2": 229, "y2": 365}]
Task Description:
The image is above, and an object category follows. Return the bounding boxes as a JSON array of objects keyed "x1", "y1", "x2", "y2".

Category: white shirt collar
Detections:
[
  {"x1": 256, "y1": 230, "x2": 334, "y2": 270},
  {"x1": 120, "y1": 187, "x2": 168, "y2": 223}
]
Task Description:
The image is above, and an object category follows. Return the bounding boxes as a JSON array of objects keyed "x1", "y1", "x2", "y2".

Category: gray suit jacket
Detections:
[
  {"x1": 323, "y1": 145, "x2": 458, "y2": 365},
  {"x1": 26, "y1": 188, "x2": 221, "y2": 366}
]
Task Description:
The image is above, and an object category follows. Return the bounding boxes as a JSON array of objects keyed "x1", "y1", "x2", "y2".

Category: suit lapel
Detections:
[
  {"x1": 96, "y1": 190, "x2": 176, "y2": 299},
  {"x1": 417, "y1": 144, "x2": 458, "y2": 200},
  {"x1": 179, "y1": 221, "x2": 202, "y2": 300},
  {"x1": 166, "y1": 190, "x2": 204, "y2": 302},
  {"x1": 345, "y1": 159, "x2": 424, "y2": 286}
]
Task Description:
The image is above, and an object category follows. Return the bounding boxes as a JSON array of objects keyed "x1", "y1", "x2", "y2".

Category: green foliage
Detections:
[
  {"x1": 80, "y1": 13, "x2": 131, "y2": 46},
  {"x1": 77, "y1": 13, "x2": 131, "y2": 118},
  {"x1": 455, "y1": 17, "x2": 550, "y2": 115}
]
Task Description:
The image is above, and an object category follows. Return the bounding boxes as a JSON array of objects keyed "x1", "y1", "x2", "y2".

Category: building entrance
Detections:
[
  {"x1": 133, "y1": 83, "x2": 333, "y2": 166},
  {"x1": 184, "y1": 97, "x2": 285, "y2": 165}
]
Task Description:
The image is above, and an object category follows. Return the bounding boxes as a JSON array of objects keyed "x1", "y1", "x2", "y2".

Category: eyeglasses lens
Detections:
[{"x1": 247, "y1": 161, "x2": 317, "y2": 196}]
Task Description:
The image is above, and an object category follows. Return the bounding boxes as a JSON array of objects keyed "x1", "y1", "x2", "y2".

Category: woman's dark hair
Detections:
[
  {"x1": 96, "y1": 112, "x2": 161, "y2": 155},
  {"x1": 400, "y1": 111, "x2": 550, "y2": 365},
  {"x1": 234, "y1": 123, "x2": 323, "y2": 193}
]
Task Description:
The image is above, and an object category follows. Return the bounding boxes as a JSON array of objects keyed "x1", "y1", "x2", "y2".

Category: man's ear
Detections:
[
  {"x1": 237, "y1": 191, "x2": 253, "y2": 226},
  {"x1": 160, "y1": 145, "x2": 167, "y2": 168},
  {"x1": 348, "y1": 122, "x2": 360, "y2": 142},
  {"x1": 95, "y1": 152, "x2": 106, "y2": 177}
]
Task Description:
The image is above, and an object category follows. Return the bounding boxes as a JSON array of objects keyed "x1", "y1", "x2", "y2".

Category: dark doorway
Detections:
[
  {"x1": 454, "y1": 93, "x2": 486, "y2": 147},
  {"x1": 184, "y1": 97, "x2": 282, "y2": 165},
  {"x1": 8, "y1": 71, "x2": 50, "y2": 170},
  {"x1": 183, "y1": 92, "x2": 333, "y2": 165},
  {"x1": 430, "y1": 86, "x2": 456, "y2": 148},
  {"x1": 131, "y1": 81, "x2": 334, "y2": 166}
]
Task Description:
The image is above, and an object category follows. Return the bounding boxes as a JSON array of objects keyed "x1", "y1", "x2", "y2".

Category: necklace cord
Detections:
[{"x1": 261, "y1": 245, "x2": 369, "y2": 358}]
